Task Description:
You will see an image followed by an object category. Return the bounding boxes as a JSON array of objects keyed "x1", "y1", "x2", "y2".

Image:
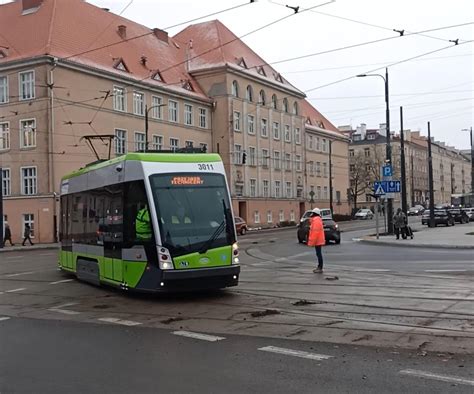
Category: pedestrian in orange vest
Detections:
[{"x1": 307, "y1": 208, "x2": 326, "y2": 273}]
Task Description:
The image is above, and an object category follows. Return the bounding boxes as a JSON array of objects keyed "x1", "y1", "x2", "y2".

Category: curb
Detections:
[
  {"x1": 0, "y1": 244, "x2": 60, "y2": 254},
  {"x1": 355, "y1": 238, "x2": 474, "y2": 249}
]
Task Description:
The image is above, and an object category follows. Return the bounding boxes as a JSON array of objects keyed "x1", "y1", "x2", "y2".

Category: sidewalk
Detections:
[
  {"x1": 358, "y1": 222, "x2": 474, "y2": 249},
  {"x1": 0, "y1": 243, "x2": 59, "y2": 253}
]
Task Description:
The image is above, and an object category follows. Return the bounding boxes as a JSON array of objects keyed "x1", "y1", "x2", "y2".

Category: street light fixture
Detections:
[
  {"x1": 144, "y1": 103, "x2": 167, "y2": 152},
  {"x1": 356, "y1": 68, "x2": 393, "y2": 233},
  {"x1": 461, "y1": 127, "x2": 473, "y2": 196}
]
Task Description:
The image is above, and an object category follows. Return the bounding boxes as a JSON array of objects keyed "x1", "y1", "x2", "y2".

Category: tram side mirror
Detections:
[{"x1": 115, "y1": 164, "x2": 123, "y2": 172}]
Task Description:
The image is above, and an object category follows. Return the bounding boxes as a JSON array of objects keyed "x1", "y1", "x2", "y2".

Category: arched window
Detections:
[
  {"x1": 283, "y1": 98, "x2": 289, "y2": 113},
  {"x1": 231, "y1": 80, "x2": 239, "y2": 97},
  {"x1": 293, "y1": 101, "x2": 299, "y2": 115},
  {"x1": 271, "y1": 94, "x2": 277, "y2": 109},
  {"x1": 258, "y1": 90, "x2": 266, "y2": 106},
  {"x1": 246, "y1": 85, "x2": 253, "y2": 102}
]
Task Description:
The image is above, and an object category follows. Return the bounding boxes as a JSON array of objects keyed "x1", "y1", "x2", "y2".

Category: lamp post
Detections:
[
  {"x1": 461, "y1": 127, "x2": 473, "y2": 197},
  {"x1": 357, "y1": 68, "x2": 393, "y2": 233},
  {"x1": 145, "y1": 103, "x2": 167, "y2": 152}
]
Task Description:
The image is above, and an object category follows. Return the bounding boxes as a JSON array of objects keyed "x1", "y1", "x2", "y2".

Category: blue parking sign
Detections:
[{"x1": 382, "y1": 165, "x2": 392, "y2": 177}]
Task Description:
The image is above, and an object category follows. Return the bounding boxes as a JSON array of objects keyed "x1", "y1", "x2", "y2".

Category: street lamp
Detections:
[
  {"x1": 461, "y1": 127, "x2": 473, "y2": 197},
  {"x1": 356, "y1": 68, "x2": 393, "y2": 233},
  {"x1": 144, "y1": 103, "x2": 167, "y2": 152}
]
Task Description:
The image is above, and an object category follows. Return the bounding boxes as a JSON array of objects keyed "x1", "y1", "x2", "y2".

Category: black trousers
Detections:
[
  {"x1": 3, "y1": 237, "x2": 14, "y2": 246},
  {"x1": 314, "y1": 246, "x2": 323, "y2": 269},
  {"x1": 395, "y1": 227, "x2": 407, "y2": 239},
  {"x1": 22, "y1": 236, "x2": 33, "y2": 245}
]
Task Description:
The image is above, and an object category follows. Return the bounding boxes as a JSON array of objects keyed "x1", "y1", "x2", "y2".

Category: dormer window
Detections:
[
  {"x1": 182, "y1": 80, "x2": 194, "y2": 91},
  {"x1": 113, "y1": 58, "x2": 129, "y2": 72},
  {"x1": 151, "y1": 71, "x2": 164, "y2": 82},
  {"x1": 306, "y1": 118, "x2": 312, "y2": 125},
  {"x1": 257, "y1": 66, "x2": 266, "y2": 76},
  {"x1": 237, "y1": 57, "x2": 248, "y2": 69},
  {"x1": 274, "y1": 73, "x2": 283, "y2": 83},
  {"x1": 0, "y1": 50, "x2": 7, "y2": 59}
]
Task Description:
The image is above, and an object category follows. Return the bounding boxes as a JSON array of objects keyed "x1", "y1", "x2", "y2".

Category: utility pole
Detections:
[
  {"x1": 410, "y1": 154, "x2": 415, "y2": 206},
  {"x1": 145, "y1": 103, "x2": 167, "y2": 152},
  {"x1": 329, "y1": 140, "x2": 333, "y2": 214},
  {"x1": 399, "y1": 106, "x2": 407, "y2": 215},
  {"x1": 427, "y1": 121, "x2": 435, "y2": 227},
  {"x1": 0, "y1": 167, "x2": 3, "y2": 249}
]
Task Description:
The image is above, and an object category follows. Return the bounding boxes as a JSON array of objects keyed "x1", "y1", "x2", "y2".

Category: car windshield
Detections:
[{"x1": 149, "y1": 173, "x2": 235, "y2": 257}]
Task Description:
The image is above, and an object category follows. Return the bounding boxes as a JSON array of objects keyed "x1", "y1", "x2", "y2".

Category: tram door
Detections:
[{"x1": 103, "y1": 185, "x2": 123, "y2": 282}]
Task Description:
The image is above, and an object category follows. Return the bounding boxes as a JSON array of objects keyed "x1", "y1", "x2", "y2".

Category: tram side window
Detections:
[
  {"x1": 71, "y1": 193, "x2": 87, "y2": 243},
  {"x1": 124, "y1": 180, "x2": 151, "y2": 246}
]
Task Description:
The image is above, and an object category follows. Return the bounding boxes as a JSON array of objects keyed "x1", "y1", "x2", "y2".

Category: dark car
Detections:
[
  {"x1": 408, "y1": 205, "x2": 425, "y2": 216},
  {"x1": 297, "y1": 218, "x2": 341, "y2": 245},
  {"x1": 448, "y1": 208, "x2": 469, "y2": 224},
  {"x1": 234, "y1": 216, "x2": 248, "y2": 235},
  {"x1": 421, "y1": 209, "x2": 455, "y2": 226}
]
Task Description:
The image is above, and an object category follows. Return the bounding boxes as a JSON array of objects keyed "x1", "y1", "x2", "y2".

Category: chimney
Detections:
[
  {"x1": 22, "y1": 0, "x2": 43, "y2": 14},
  {"x1": 153, "y1": 28, "x2": 169, "y2": 44},
  {"x1": 117, "y1": 25, "x2": 127, "y2": 39}
]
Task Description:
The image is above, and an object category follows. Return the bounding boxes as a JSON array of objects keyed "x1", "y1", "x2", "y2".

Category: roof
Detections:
[
  {"x1": 62, "y1": 152, "x2": 222, "y2": 180},
  {"x1": 300, "y1": 99, "x2": 341, "y2": 134}
]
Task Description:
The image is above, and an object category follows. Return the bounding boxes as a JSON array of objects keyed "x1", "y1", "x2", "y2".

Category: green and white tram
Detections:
[{"x1": 58, "y1": 152, "x2": 240, "y2": 292}]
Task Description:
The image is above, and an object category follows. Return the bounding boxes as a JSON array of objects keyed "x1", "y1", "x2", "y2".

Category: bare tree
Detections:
[{"x1": 349, "y1": 151, "x2": 370, "y2": 211}]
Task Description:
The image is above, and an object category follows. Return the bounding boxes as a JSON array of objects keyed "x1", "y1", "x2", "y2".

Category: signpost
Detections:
[{"x1": 373, "y1": 178, "x2": 401, "y2": 238}]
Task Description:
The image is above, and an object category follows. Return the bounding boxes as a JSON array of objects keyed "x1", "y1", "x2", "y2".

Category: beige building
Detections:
[{"x1": 0, "y1": 0, "x2": 349, "y2": 244}]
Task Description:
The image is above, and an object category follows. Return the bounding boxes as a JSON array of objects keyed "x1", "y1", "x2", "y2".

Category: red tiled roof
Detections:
[{"x1": 299, "y1": 99, "x2": 340, "y2": 134}]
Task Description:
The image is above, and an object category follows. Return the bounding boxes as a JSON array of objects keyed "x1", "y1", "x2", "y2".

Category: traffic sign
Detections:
[
  {"x1": 373, "y1": 180, "x2": 401, "y2": 195},
  {"x1": 373, "y1": 182, "x2": 386, "y2": 196},
  {"x1": 382, "y1": 165, "x2": 392, "y2": 177}
]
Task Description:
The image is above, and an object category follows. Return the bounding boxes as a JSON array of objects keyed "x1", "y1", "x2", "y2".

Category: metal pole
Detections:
[
  {"x1": 470, "y1": 126, "x2": 473, "y2": 195},
  {"x1": 329, "y1": 140, "x2": 333, "y2": 215},
  {"x1": 400, "y1": 106, "x2": 408, "y2": 215},
  {"x1": 427, "y1": 122, "x2": 435, "y2": 227},
  {"x1": 410, "y1": 154, "x2": 415, "y2": 206},
  {"x1": 144, "y1": 104, "x2": 148, "y2": 152},
  {"x1": 385, "y1": 68, "x2": 393, "y2": 234},
  {"x1": 0, "y1": 167, "x2": 3, "y2": 248},
  {"x1": 375, "y1": 198, "x2": 379, "y2": 239}
]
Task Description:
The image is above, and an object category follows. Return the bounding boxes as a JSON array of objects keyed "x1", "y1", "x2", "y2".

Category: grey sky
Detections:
[{"x1": 4, "y1": 0, "x2": 472, "y2": 149}]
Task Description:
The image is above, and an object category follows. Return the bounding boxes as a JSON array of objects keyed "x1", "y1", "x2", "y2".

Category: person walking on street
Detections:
[
  {"x1": 393, "y1": 208, "x2": 407, "y2": 240},
  {"x1": 3, "y1": 223, "x2": 14, "y2": 246},
  {"x1": 307, "y1": 208, "x2": 326, "y2": 273},
  {"x1": 22, "y1": 224, "x2": 34, "y2": 246}
]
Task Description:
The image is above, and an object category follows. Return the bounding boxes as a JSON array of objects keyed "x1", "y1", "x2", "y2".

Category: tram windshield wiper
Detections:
[{"x1": 198, "y1": 220, "x2": 225, "y2": 254}]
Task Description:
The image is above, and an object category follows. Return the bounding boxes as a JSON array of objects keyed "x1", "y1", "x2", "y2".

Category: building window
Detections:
[
  {"x1": 273, "y1": 122, "x2": 280, "y2": 140},
  {"x1": 113, "y1": 86, "x2": 126, "y2": 112},
  {"x1": 279, "y1": 210, "x2": 285, "y2": 222},
  {"x1": 349, "y1": 164, "x2": 355, "y2": 172},
  {"x1": 254, "y1": 210, "x2": 260, "y2": 224},
  {"x1": 290, "y1": 210, "x2": 295, "y2": 222},
  {"x1": 285, "y1": 153, "x2": 291, "y2": 171},
  {"x1": 261, "y1": 118, "x2": 268, "y2": 137},
  {"x1": 322, "y1": 138, "x2": 327, "y2": 152},
  {"x1": 308, "y1": 135, "x2": 313, "y2": 150},
  {"x1": 133, "y1": 91, "x2": 145, "y2": 116},
  {"x1": 308, "y1": 161, "x2": 314, "y2": 176},
  {"x1": 198, "y1": 108, "x2": 208, "y2": 128},
  {"x1": 19, "y1": 70, "x2": 35, "y2": 100},
  {"x1": 249, "y1": 146, "x2": 256, "y2": 166},
  {"x1": 114, "y1": 129, "x2": 127, "y2": 155},
  {"x1": 185, "y1": 140, "x2": 194, "y2": 148},
  {"x1": 284, "y1": 125, "x2": 291, "y2": 142},
  {"x1": 296, "y1": 187, "x2": 303, "y2": 198},
  {"x1": 170, "y1": 138, "x2": 179, "y2": 152},
  {"x1": 259, "y1": 90, "x2": 266, "y2": 106},
  {"x1": 282, "y1": 98, "x2": 289, "y2": 113},
  {"x1": 168, "y1": 100, "x2": 178, "y2": 122},
  {"x1": 246, "y1": 85, "x2": 253, "y2": 102},
  {"x1": 274, "y1": 151, "x2": 281, "y2": 170},
  {"x1": 316, "y1": 162, "x2": 321, "y2": 177},
  {"x1": 235, "y1": 185, "x2": 243, "y2": 197},
  {"x1": 0, "y1": 122, "x2": 10, "y2": 150},
  {"x1": 231, "y1": 80, "x2": 239, "y2": 97},
  {"x1": 317, "y1": 186, "x2": 321, "y2": 200},
  {"x1": 233, "y1": 111, "x2": 241, "y2": 131},
  {"x1": 349, "y1": 149, "x2": 354, "y2": 157},
  {"x1": 286, "y1": 181, "x2": 292, "y2": 198},
  {"x1": 296, "y1": 155, "x2": 302, "y2": 171},
  {"x1": 184, "y1": 103, "x2": 193, "y2": 126},
  {"x1": 262, "y1": 149, "x2": 269, "y2": 168},
  {"x1": 267, "y1": 210, "x2": 273, "y2": 223},
  {"x1": 20, "y1": 119, "x2": 36, "y2": 148},
  {"x1": 294, "y1": 128, "x2": 301, "y2": 144},
  {"x1": 336, "y1": 190, "x2": 341, "y2": 204},
  {"x1": 152, "y1": 135, "x2": 163, "y2": 150},
  {"x1": 2, "y1": 168, "x2": 10, "y2": 196},
  {"x1": 364, "y1": 148, "x2": 370, "y2": 157},
  {"x1": 0, "y1": 76, "x2": 8, "y2": 104},
  {"x1": 323, "y1": 186, "x2": 328, "y2": 199},
  {"x1": 199, "y1": 143, "x2": 208, "y2": 152},
  {"x1": 293, "y1": 102, "x2": 298, "y2": 115},
  {"x1": 21, "y1": 167, "x2": 37, "y2": 195},
  {"x1": 234, "y1": 144, "x2": 242, "y2": 165},
  {"x1": 247, "y1": 115, "x2": 255, "y2": 134},
  {"x1": 22, "y1": 214, "x2": 35, "y2": 238},
  {"x1": 151, "y1": 95, "x2": 163, "y2": 119},
  {"x1": 322, "y1": 162, "x2": 328, "y2": 178},
  {"x1": 134, "y1": 132, "x2": 145, "y2": 152},
  {"x1": 271, "y1": 94, "x2": 277, "y2": 109},
  {"x1": 263, "y1": 180, "x2": 269, "y2": 197},
  {"x1": 250, "y1": 179, "x2": 256, "y2": 197},
  {"x1": 275, "y1": 181, "x2": 281, "y2": 198}
]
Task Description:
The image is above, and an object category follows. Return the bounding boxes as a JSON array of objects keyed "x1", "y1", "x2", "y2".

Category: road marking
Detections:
[
  {"x1": 424, "y1": 270, "x2": 467, "y2": 273},
  {"x1": 49, "y1": 279, "x2": 74, "y2": 285},
  {"x1": 172, "y1": 331, "x2": 225, "y2": 342},
  {"x1": 258, "y1": 346, "x2": 333, "y2": 361},
  {"x1": 354, "y1": 268, "x2": 391, "y2": 272},
  {"x1": 54, "y1": 302, "x2": 79, "y2": 309},
  {"x1": 98, "y1": 317, "x2": 142, "y2": 327},
  {"x1": 5, "y1": 288, "x2": 26, "y2": 293},
  {"x1": 39, "y1": 253, "x2": 55, "y2": 256},
  {"x1": 5, "y1": 256, "x2": 25, "y2": 260},
  {"x1": 400, "y1": 369, "x2": 474, "y2": 387},
  {"x1": 5, "y1": 271, "x2": 36, "y2": 277},
  {"x1": 49, "y1": 308, "x2": 80, "y2": 315},
  {"x1": 0, "y1": 317, "x2": 11, "y2": 322}
]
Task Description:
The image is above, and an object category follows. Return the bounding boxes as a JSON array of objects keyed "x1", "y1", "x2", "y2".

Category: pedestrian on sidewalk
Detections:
[
  {"x1": 307, "y1": 208, "x2": 326, "y2": 273},
  {"x1": 3, "y1": 223, "x2": 14, "y2": 246},
  {"x1": 22, "y1": 224, "x2": 34, "y2": 246},
  {"x1": 393, "y1": 208, "x2": 407, "y2": 240}
]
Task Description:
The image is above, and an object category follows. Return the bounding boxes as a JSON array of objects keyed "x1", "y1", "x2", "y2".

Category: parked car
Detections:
[
  {"x1": 421, "y1": 209, "x2": 455, "y2": 226},
  {"x1": 448, "y1": 208, "x2": 470, "y2": 224},
  {"x1": 299, "y1": 208, "x2": 332, "y2": 223},
  {"x1": 234, "y1": 216, "x2": 248, "y2": 235},
  {"x1": 462, "y1": 207, "x2": 474, "y2": 221},
  {"x1": 297, "y1": 218, "x2": 341, "y2": 245},
  {"x1": 354, "y1": 209, "x2": 374, "y2": 220},
  {"x1": 408, "y1": 205, "x2": 425, "y2": 216}
]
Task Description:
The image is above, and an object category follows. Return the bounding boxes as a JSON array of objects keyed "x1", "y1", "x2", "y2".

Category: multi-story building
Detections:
[{"x1": 0, "y1": 0, "x2": 349, "y2": 243}]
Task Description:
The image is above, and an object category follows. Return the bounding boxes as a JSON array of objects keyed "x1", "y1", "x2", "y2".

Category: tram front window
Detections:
[{"x1": 149, "y1": 173, "x2": 235, "y2": 256}]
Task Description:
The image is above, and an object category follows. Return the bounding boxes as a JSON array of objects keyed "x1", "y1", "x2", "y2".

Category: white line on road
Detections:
[
  {"x1": 424, "y1": 270, "x2": 467, "y2": 273},
  {"x1": 5, "y1": 271, "x2": 36, "y2": 277},
  {"x1": 0, "y1": 317, "x2": 11, "y2": 321},
  {"x1": 400, "y1": 369, "x2": 474, "y2": 387},
  {"x1": 5, "y1": 256, "x2": 25, "y2": 260},
  {"x1": 49, "y1": 279, "x2": 74, "y2": 285},
  {"x1": 38, "y1": 253, "x2": 55, "y2": 256},
  {"x1": 48, "y1": 308, "x2": 80, "y2": 315},
  {"x1": 172, "y1": 331, "x2": 225, "y2": 342},
  {"x1": 258, "y1": 346, "x2": 333, "y2": 361},
  {"x1": 354, "y1": 269, "x2": 392, "y2": 272},
  {"x1": 98, "y1": 317, "x2": 142, "y2": 327},
  {"x1": 54, "y1": 302, "x2": 79, "y2": 309},
  {"x1": 5, "y1": 288, "x2": 26, "y2": 293}
]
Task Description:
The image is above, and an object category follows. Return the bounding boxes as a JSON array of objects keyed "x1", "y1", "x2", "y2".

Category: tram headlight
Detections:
[
  {"x1": 158, "y1": 246, "x2": 174, "y2": 270},
  {"x1": 232, "y1": 243, "x2": 239, "y2": 264}
]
